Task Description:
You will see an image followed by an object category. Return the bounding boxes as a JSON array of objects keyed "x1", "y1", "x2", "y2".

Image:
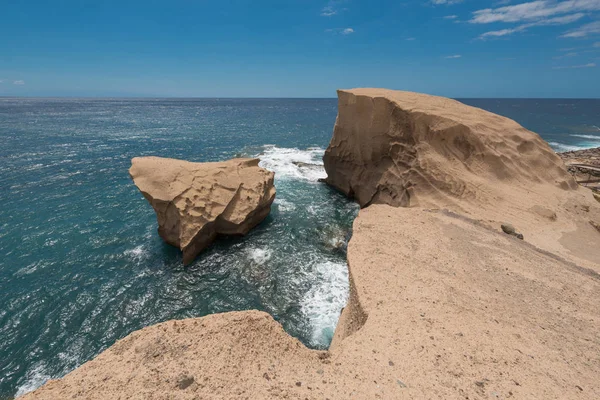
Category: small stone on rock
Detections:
[
  {"x1": 177, "y1": 375, "x2": 194, "y2": 390},
  {"x1": 501, "y1": 224, "x2": 516, "y2": 235}
]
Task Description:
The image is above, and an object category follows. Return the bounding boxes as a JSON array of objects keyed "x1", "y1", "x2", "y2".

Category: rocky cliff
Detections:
[
  {"x1": 324, "y1": 89, "x2": 576, "y2": 208},
  {"x1": 22, "y1": 91, "x2": 600, "y2": 399},
  {"x1": 129, "y1": 157, "x2": 275, "y2": 265}
]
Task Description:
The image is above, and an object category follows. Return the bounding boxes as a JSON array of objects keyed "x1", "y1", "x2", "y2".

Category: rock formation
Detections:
[
  {"x1": 324, "y1": 89, "x2": 576, "y2": 208},
  {"x1": 129, "y1": 157, "x2": 275, "y2": 264},
  {"x1": 20, "y1": 208, "x2": 600, "y2": 400},
  {"x1": 559, "y1": 146, "x2": 600, "y2": 193},
  {"x1": 21, "y1": 90, "x2": 600, "y2": 399}
]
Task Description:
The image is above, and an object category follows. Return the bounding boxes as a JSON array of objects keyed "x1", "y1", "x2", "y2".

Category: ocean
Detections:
[{"x1": 0, "y1": 97, "x2": 598, "y2": 399}]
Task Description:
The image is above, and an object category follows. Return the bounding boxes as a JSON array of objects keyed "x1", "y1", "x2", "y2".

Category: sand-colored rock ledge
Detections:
[
  {"x1": 324, "y1": 88, "x2": 576, "y2": 208},
  {"x1": 129, "y1": 157, "x2": 275, "y2": 264},
  {"x1": 325, "y1": 89, "x2": 600, "y2": 272}
]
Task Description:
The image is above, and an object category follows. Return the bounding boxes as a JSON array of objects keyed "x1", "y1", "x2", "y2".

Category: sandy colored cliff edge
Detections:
[{"x1": 22, "y1": 90, "x2": 600, "y2": 399}]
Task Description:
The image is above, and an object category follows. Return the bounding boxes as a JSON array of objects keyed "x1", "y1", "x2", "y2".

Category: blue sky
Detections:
[{"x1": 1, "y1": 0, "x2": 599, "y2": 97}]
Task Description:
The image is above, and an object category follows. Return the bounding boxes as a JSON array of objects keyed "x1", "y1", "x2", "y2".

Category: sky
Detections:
[{"x1": 1, "y1": 0, "x2": 599, "y2": 98}]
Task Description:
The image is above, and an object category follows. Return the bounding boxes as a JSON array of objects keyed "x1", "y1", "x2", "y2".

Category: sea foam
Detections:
[
  {"x1": 14, "y1": 365, "x2": 52, "y2": 398},
  {"x1": 257, "y1": 145, "x2": 326, "y2": 181},
  {"x1": 548, "y1": 142, "x2": 587, "y2": 152},
  {"x1": 301, "y1": 260, "x2": 350, "y2": 348}
]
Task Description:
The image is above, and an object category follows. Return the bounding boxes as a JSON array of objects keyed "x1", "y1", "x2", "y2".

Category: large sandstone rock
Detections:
[
  {"x1": 129, "y1": 157, "x2": 275, "y2": 264},
  {"x1": 324, "y1": 88, "x2": 576, "y2": 208}
]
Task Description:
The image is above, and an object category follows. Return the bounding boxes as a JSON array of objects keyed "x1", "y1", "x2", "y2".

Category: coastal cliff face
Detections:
[
  {"x1": 22, "y1": 90, "x2": 600, "y2": 399},
  {"x1": 324, "y1": 89, "x2": 576, "y2": 208},
  {"x1": 20, "y1": 208, "x2": 600, "y2": 400},
  {"x1": 129, "y1": 157, "x2": 275, "y2": 265}
]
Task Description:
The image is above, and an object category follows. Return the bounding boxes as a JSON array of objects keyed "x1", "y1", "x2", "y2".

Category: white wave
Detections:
[
  {"x1": 301, "y1": 260, "x2": 349, "y2": 347},
  {"x1": 124, "y1": 245, "x2": 149, "y2": 263},
  {"x1": 571, "y1": 134, "x2": 600, "y2": 141},
  {"x1": 324, "y1": 227, "x2": 347, "y2": 250},
  {"x1": 274, "y1": 198, "x2": 296, "y2": 212},
  {"x1": 14, "y1": 365, "x2": 52, "y2": 397},
  {"x1": 548, "y1": 142, "x2": 587, "y2": 152},
  {"x1": 247, "y1": 247, "x2": 272, "y2": 265},
  {"x1": 257, "y1": 145, "x2": 327, "y2": 181},
  {"x1": 14, "y1": 261, "x2": 47, "y2": 276}
]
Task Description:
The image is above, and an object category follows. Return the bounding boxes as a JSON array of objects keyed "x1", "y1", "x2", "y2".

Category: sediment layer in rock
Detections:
[
  {"x1": 129, "y1": 157, "x2": 275, "y2": 264},
  {"x1": 324, "y1": 88, "x2": 576, "y2": 208}
]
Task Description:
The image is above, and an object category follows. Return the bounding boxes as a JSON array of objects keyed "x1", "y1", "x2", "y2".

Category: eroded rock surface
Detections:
[
  {"x1": 324, "y1": 89, "x2": 576, "y2": 208},
  {"x1": 129, "y1": 157, "x2": 275, "y2": 264}
]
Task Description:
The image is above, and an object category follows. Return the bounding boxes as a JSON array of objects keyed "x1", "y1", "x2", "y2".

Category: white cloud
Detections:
[
  {"x1": 444, "y1": 15, "x2": 458, "y2": 19},
  {"x1": 321, "y1": 6, "x2": 337, "y2": 16},
  {"x1": 445, "y1": 54, "x2": 462, "y2": 58},
  {"x1": 479, "y1": 12, "x2": 586, "y2": 38},
  {"x1": 553, "y1": 51, "x2": 579, "y2": 58},
  {"x1": 561, "y1": 20, "x2": 600, "y2": 36},
  {"x1": 321, "y1": 0, "x2": 347, "y2": 17},
  {"x1": 326, "y1": 27, "x2": 354, "y2": 35},
  {"x1": 471, "y1": 0, "x2": 600, "y2": 24},
  {"x1": 13, "y1": 80, "x2": 25, "y2": 85},
  {"x1": 432, "y1": 0, "x2": 464, "y2": 4},
  {"x1": 553, "y1": 62, "x2": 596, "y2": 68}
]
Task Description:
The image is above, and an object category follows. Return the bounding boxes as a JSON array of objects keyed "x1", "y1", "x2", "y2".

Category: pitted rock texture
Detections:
[
  {"x1": 324, "y1": 88, "x2": 576, "y2": 208},
  {"x1": 129, "y1": 157, "x2": 275, "y2": 264}
]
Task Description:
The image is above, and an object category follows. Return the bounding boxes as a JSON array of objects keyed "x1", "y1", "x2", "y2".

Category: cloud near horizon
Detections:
[
  {"x1": 13, "y1": 80, "x2": 25, "y2": 85},
  {"x1": 445, "y1": 54, "x2": 462, "y2": 58}
]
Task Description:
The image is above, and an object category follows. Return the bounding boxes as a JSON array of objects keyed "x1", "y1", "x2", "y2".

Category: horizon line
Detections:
[{"x1": 1, "y1": 96, "x2": 600, "y2": 100}]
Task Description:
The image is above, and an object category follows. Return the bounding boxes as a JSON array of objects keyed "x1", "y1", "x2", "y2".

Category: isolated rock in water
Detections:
[
  {"x1": 323, "y1": 89, "x2": 577, "y2": 208},
  {"x1": 130, "y1": 157, "x2": 275, "y2": 264}
]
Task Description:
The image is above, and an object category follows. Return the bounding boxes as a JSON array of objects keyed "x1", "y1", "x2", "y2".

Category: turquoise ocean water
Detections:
[{"x1": 1, "y1": 98, "x2": 599, "y2": 398}]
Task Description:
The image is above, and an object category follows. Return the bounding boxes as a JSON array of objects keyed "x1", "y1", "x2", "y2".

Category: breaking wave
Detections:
[
  {"x1": 571, "y1": 134, "x2": 600, "y2": 141},
  {"x1": 301, "y1": 260, "x2": 349, "y2": 347},
  {"x1": 257, "y1": 145, "x2": 326, "y2": 181},
  {"x1": 548, "y1": 142, "x2": 587, "y2": 152}
]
